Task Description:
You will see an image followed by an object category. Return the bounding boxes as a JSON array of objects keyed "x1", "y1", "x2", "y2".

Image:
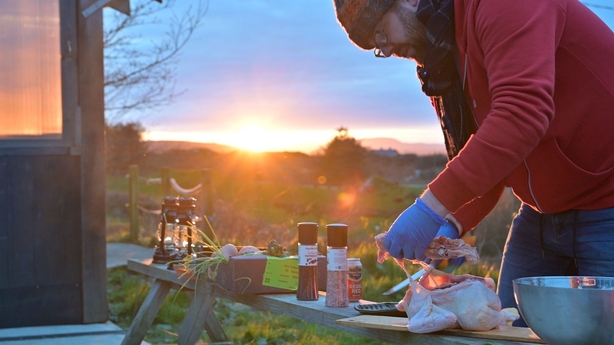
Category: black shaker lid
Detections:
[
  {"x1": 326, "y1": 223, "x2": 348, "y2": 247},
  {"x1": 297, "y1": 222, "x2": 318, "y2": 244}
]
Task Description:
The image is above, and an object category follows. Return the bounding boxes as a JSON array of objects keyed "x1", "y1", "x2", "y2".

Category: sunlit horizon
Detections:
[{"x1": 143, "y1": 126, "x2": 445, "y2": 154}]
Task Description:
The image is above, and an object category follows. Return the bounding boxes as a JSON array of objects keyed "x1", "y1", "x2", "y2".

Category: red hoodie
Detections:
[{"x1": 428, "y1": 0, "x2": 614, "y2": 232}]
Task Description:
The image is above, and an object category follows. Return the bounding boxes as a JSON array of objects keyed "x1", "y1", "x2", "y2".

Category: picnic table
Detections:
[{"x1": 121, "y1": 259, "x2": 544, "y2": 345}]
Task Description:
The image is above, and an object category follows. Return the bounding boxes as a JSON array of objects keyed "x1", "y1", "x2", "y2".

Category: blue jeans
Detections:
[{"x1": 497, "y1": 203, "x2": 614, "y2": 327}]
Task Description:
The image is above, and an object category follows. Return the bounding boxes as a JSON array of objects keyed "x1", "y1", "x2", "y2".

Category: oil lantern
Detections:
[{"x1": 152, "y1": 196, "x2": 180, "y2": 264}]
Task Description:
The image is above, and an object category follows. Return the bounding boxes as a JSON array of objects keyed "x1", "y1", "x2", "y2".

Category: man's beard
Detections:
[{"x1": 394, "y1": 3, "x2": 428, "y2": 64}]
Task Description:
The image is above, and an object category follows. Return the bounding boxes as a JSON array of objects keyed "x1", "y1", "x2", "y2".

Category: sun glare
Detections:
[{"x1": 231, "y1": 125, "x2": 272, "y2": 152}]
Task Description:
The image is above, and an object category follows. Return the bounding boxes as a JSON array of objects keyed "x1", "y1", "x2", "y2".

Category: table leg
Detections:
[
  {"x1": 203, "y1": 306, "x2": 229, "y2": 342},
  {"x1": 178, "y1": 282, "x2": 217, "y2": 345},
  {"x1": 121, "y1": 279, "x2": 172, "y2": 345},
  {"x1": 183, "y1": 291, "x2": 229, "y2": 342}
]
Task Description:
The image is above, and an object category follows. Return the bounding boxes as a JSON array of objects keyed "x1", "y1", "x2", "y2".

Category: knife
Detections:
[
  {"x1": 382, "y1": 263, "x2": 435, "y2": 296},
  {"x1": 381, "y1": 257, "x2": 466, "y2": 296}
]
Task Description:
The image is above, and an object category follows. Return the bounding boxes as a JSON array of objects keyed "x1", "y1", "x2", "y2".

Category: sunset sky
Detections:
[{"x1": 112, "y1": 0, "x2": 614, "y2": 153}]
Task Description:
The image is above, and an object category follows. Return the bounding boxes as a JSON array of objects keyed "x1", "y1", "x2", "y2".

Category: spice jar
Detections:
[
  {"x1": 296, "y1": 222, "x2": 319, "y2": 301},
  {"x1": 325, "y1": 223, "x2": 349, "y2": 307}
]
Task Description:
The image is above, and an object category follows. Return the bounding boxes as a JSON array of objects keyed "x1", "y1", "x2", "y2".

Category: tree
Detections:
[
  {"x1": 104, "y1": 0, "x2": 209, "y2": 122},
  {"x1": 105, "y1": 122, "x2": 146, "y2": 173},
  {"x1": 320, "y1": 127, "x2": 368, "y2": 186}
]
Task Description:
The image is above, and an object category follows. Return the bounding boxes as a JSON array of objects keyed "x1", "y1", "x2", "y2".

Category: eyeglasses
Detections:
[{"x1": 373, "y1": 21, "x2": 388, "y2": 58}]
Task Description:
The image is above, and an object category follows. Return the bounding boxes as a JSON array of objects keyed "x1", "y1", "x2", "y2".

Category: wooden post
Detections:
[
  {"x1": 161, "y1": 166, "x2": 170, "y2": 197},
  {"x1": 129, "y1": 164, "x2": 140, "y2": 243},
  {"x1": 201, "y1": 169, "x2": 213, "y2": 216},
  {"x1": 200, "y1": 168, "x2": 214, "y2": 240},
  {"x1": 79, "y1": 0, "x2": 108, "y2": 323}
]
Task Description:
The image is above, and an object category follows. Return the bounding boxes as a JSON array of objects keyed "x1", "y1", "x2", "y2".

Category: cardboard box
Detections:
[{"x1": 208, "y1": 255, "x2": 327, "y2": 294}]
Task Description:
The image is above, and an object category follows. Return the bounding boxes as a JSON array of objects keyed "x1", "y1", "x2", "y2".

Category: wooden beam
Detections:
[
  {"x1": 81, "y1": 0, "x2": 112, "y2": 17},
  {"x1": 83, "y1": 0, "x2": 162, "y2": 17},
  {"x1": 79, "y1": 0, "x2": 108, "y2": 323},
  {"x1": 107, "y1": 0, "x2": 131, "y2": 16}
]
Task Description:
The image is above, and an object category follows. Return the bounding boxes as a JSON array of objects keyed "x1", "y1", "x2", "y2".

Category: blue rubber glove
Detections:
[
  {"x1": 436, "y1": 221, "x2": 459, "y2": 240},
  {"x1": 383, "y1": 198, "x2": 447, "y2": 260}
]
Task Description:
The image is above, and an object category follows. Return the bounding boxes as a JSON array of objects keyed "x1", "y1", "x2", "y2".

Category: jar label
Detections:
[
  {"x1": 327, "y1": 248, "x2": 347, "y2": 271},
  {"x1": 298, "y1": 245, "x2": 318, "y2": 266},
  {"x1": 347, "y1": 262, "x2": 362, "y2": 281}
]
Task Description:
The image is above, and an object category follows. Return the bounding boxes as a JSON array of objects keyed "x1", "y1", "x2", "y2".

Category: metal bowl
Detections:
[{"x1": 513, "y1": 276, "x2": 614, "y2": 345}]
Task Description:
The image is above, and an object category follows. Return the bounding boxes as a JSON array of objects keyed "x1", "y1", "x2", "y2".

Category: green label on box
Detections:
[{"x1": 262, "y1": 257, "x2": 298, "y2": 290}]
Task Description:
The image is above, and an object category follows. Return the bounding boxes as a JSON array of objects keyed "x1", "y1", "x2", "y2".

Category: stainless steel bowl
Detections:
[{"x1": 513, "y1": 276, "x2": 614, "y2": 345}]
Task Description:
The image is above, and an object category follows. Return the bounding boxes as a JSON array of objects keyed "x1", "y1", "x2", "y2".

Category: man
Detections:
[{"x1": 333, "y1": 0, "x2": 614, "y2": 326}]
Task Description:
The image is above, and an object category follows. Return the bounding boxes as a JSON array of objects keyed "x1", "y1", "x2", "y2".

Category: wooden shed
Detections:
[{"x1": 0, "y1": 0, "x2": 141, "y2": 328}]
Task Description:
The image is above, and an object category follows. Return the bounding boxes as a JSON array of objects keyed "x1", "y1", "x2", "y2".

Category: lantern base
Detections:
[{"x1": 152, "y1": 247, "x2": 176, "y2": 265}]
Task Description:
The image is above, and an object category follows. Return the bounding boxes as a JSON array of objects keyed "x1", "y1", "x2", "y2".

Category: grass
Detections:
[
  {"x1": 107, "y1": 267, "x2": 387, "y2": 344},
  {"x1": 106, "y1": 171, "x2": 421, "y2": 226}
]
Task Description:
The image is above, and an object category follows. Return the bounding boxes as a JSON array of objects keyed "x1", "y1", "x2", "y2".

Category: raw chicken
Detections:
[
  {"x1": 398, "y1": 262, "x2": 518, "y2": 333},
  {"x1": 424, "y1": 236, "x2": 480, "y2": 264},
  {"x1": 374, "y1": 233, "x2": 479, "y2": 264},
  {"x1": 373, "y1": 232, "x2": 519, "y2": 333}
]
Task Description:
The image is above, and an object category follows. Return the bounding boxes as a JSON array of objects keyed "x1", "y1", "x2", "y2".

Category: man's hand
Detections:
[
  {"x1": 383, "y1": 198, "x2": 447, "y2": 260},
  {"x1": 436, "y1": 221, "x2": 460, "y2": 240},
  {"x1": 435, "y1": 221, "x2": 467, "y2": 269}
]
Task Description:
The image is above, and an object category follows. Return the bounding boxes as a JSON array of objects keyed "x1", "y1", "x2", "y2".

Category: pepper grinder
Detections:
[{"x1": 296, "y1": 222, "x2": 319, "y2": 301}]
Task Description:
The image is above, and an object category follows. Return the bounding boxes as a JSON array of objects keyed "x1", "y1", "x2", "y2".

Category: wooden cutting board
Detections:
[{"x1": 336, "y1": 315, "x2": 545, "y2": 344}]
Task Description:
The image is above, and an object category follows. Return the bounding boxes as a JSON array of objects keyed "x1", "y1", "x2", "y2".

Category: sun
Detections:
[{"x1": 231, "y1": 125, "x2": 275, "y2": 152}]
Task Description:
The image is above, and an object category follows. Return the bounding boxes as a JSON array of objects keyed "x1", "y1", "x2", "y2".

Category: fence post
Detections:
[
  {"x1": 129, "y1": 164, "x2": 140, "y2": 243},
  {"x1": 201, "y1": 169, "x2": 213, "y2": 216},
  {"x1": 161, "y1": 166, "x2": 170, "y2": 197},
  {"x1": 200, "y1": 168, "x2": 214, "y2": 239}
]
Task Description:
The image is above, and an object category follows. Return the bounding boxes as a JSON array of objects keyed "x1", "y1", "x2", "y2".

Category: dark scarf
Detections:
[{"x1": 416, "y1": 0, "x2": 472, "y2": 159}]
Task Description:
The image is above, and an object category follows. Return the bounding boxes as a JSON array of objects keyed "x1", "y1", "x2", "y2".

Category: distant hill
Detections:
[
  {"x1": 144, "y1": 140, "x2": 237, "y2": 154},
  {"x1": 143, "y1": 138, "x2": 447, "y2": 156},
  {"x1": 360, "y1": 138, "x2": 446, "y2": 156}
]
